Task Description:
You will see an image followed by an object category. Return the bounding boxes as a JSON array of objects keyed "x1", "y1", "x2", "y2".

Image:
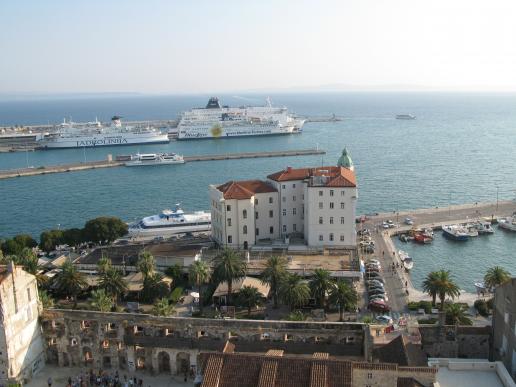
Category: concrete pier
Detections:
[
  {"x1": 0, "y1": 148, "x2": 325, "y2": 180},
  {"x1": 359, "y1": 200, "x2": 516, "y2": 313}
]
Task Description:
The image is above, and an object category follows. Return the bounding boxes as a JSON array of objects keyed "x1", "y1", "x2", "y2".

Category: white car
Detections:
[{"x1": 376, "y1": 315, "x2": 394, "y2": 325}]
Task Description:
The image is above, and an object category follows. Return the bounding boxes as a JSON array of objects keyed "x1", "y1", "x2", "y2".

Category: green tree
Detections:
[
  {"x1": 83, "y1": 217, "x2": 128, "y2": 244},
  {"x1": 53, "y1": 261, "x2": 87, "y2": 307},
  {"x1": 152, "y1": 297, "x2": 175, "y2": 317},
  {"x1": 445, "y1": 303, "x2": 472, "y2": 325},
  {"x1": 97, "y1": 255, "x2": 112, "y2": 274},
  {"x1": 260, "y1": 256, "x2": 287, "y2": 309},
  {"x1": 39, "y1": 289, "x2": 54, "y2": 308},
  {"x1": 422, "y1": 271, "x2": 440, "y2": 307},
  {"x1": 329, "y1": 280, "x2": 358, "y2": 322},
  {"x1": 1, "y1": 238, "x2": 24, "y2": 255},
  {"x1": 141, "y1": 273, "x2": 170, "y2": 303},
  {"x1": 91, "y1": 289, "x2": 113, "y2": 312},
  {"x1": 484, "y1": 266, "x2": 511, "y2": 291},
  {"x1": 280, "y1": 273, "x2": 310, "y2": 311},
  {"x1": 432, "y1": 270, "x2": 461, "y2": 311},
  {"x1": 189, "y1": 260, "x2": 210, "y2": 315},
  {"x1": 19, "y1": 248, "x2": 47, "y2": 288},
  {"x1": 165, "y1": 264, "x2": 187, "y2": 287},
  {"x1": 137, "y1": 251, "x2": 156, "y2": 280},
  {"x1": 13, "y1": 234, "x2": 37, "y2": 249},
  {"x1": 62, "y1": 228, "x2": 84, "y2": 247},
  {"x1": 99, "y1": 267, "x2": 128, "y2": 303},
  {"x1": 212, "y1": 248, "x2": 247, "y2": 305},
  {"x1": 237, "y1": 285, "x2": 263, "y2": 317},
  {"x1": 309, "y1": 268, "x2": 334, "y2": 309},
  {"x1": 39, "y1": 229, "x2": 64, "y2": 253}
]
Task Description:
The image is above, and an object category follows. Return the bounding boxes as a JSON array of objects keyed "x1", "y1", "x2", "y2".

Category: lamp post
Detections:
[{"x1": 496, "y1": 186, "x2": 499, "y2": 211}]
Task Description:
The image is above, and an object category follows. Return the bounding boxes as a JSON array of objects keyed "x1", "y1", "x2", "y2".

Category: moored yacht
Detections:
[
  {"x1": 125, "y1": 153, "x2": 185, "y2": 166},
  {"x1": 471, "y1": 221, "x2": 495, "y2": 234},
  {"x1": 128, "y1": 205, "x2": 211, "y2": 237},
  {"x1": 498, "y1": 215, "x2": 516, "y2": 232},
  {"x1": 396, "y1": 114, "x2": 416, "y2": 120},
  {"x1": 442, "y1": 225, "x2": 469, "y2": 241}
]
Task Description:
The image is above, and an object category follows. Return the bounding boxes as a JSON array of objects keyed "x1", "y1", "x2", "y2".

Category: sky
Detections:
[{"x1": 1, "y1": 0, "x2": 516, "y2": 94}]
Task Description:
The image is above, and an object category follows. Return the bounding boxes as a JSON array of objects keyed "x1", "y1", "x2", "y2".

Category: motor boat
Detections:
[
  {"x1": 442, "y1": 225, "x2": 469, "y2": 241},
  {"x1": 403, "y1": 257, "x2": 414, "y2": 270}
]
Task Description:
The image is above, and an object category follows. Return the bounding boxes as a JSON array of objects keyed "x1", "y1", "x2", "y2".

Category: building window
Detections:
[
  {"x1": 319, "y1": 235, "x2": 323, "y2": 241},
  {"x1": 269, "y1": 197, "x2": 273, "y2": 204},
  {"x1": 293, "y1": 208, "x2": 297, "y2": 215},
  {"x1": 330, "y1": 217, "x2": 334, "y2": 224},
  {"x1": 340, "y1": 235, "x2": 345, "y2": 241},
  {"x1": 341, "y1": 190, "x2": 345, "y2": 196},
  {"x1": 71, "y1": 338, "x2": 78, "y2": 346},
  {"x1": 228, "y1": 235, "x2": 232, "y2": 244},
  {"x1": 367, "y1": 373, "x2": 373, "y2": 379},
  {"x1": 254, "y1": 199, "x2": 258, "y2": 205},
  {"x1": 269, "y1": 210, "x2": 274, "y2": 218},
  {"x1": 282, "y1": 209, "x2": 287, "y2": 216},
  {"x1": 293, "y1": 183, "x2": 296, "y2": 188},
  {"x1": 282, "y1": 184, "x2": 286, "y2": 189},
  {"x1": 282, "y1": 196, "x2": 286, "y2": 202},
  {"x1": 227, "y1": 205, "x2": 231, "y2": 211},
  {"x1": 256, "y1": 228, "x2": 259, "y2": 236},
  {"x1": 319, "y1": 217, "x2": 323, "y2": 224},
  {"x1": 102, "y1": 340, "x2": 110, "y2": 348},
  {"x1": 293, "y1": 195, "x2": 296, "y2": 201},
  {"x1": 282, "y1": 225, "x2": 287, "y2": 233},
  {"x1": 319, "y1": 202, "x2": 323, "y2": 209},
  {"x1": 319, "y1": 190, "x2": 323, "y2": 196},
  {"x1": 227, "y1": 218, "x2": 232, "y2": 226},
  {"x1": 293, "y1": 224, "x2": 297, "y2": 231},
  {"x1": 330, "y1": 190, "x2": 334, "y2": 196},
  {"x1": 340, "y1": 217, "x2": 345, "y2": 224},
  {"x1": 330, "y1": 202, "x2": 334, "y2": 209},
  {"x1": 243, "y1": 225, "x2": 247, "y2": 234},
  {"x1": 27, "y1": 287, "x2": 31, "y2": 302},
  {"x1": 270, "y1": 226, "x2": 274, "y2": 234},
  {"x1": 243, "y1": 210, "x2": 247, "y2": 219},
  {"x1": 255, "y1": 212, "x2": 259, "y2": 219},
  {"x1": 329, "y1": 233, "x2": 334, "y2": 241},
  {"x1": 341, "y1": 202, "x2": 345, "y2": 209},
  {"x1": 302, "y1": 194, "x2": 304, "y2": 200}
]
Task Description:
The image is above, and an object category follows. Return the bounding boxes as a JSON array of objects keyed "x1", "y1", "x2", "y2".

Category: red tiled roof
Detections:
[
  {"x1": 216, "y1": 180, "x2": 277, "y2": 200},
  {"x1": 267, "y1": 166, "x2": 356, "y2": 187}
]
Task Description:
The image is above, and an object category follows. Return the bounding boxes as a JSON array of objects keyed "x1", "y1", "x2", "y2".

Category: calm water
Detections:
[{"x1": 1, "y1": 92, "x2": 515, "y2": 288}]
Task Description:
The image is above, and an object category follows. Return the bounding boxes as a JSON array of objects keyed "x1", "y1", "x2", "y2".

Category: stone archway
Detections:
[
  {"x1": 137, "y1": 356, "x2": 146, "y2": 370},
  {"x1": 158, "y1": 351, "x2": 171, "y2": 373},
  {"x1": 82, "y1": 347, "x2": 93, "y2": 365},
  {"x1": 176, "y1": 352, "x2": 190, "y2": 376}
]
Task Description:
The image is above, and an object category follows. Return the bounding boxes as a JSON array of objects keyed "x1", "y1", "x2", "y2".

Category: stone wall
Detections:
[
  {"x1": 419, "y1": 325, "x2": 491, "y2": 359},
  {"x1": 41, "y1": 309, "x2": 367, "y2": 375}
]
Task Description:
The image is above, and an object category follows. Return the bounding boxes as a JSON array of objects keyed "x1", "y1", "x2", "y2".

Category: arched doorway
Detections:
[
  {"x1": 176, "y1": 352, "x2": 190, "y2": 376},
  {"x1": 137, "y1": 356, "x2": 146, "y2": 370},
  {"x1": 82, "y1": 347, "x2": 93, "y2": 365},
  {"x1": 243, "y1": 241, "x2": 248, "y2": 250},
  {"x1": 158, "y1": 351, "x2": 171, "y2": 373}
]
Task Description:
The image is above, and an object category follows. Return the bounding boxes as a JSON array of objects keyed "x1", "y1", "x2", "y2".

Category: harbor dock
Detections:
[
  {"x1": 0, "y1": 148, "x2": 325, "y2": 180},
  {"x1": 359, "y1": 200, "x2": 516, "y2": 314}
]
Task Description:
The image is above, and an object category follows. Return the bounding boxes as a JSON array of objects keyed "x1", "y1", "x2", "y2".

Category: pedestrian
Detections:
[
  {"x1": 48, "y1": 377, "x2": 53, "y2": 387},
  {"x1": 405, "y1": 281, "x2": 408, "y2": 287}
]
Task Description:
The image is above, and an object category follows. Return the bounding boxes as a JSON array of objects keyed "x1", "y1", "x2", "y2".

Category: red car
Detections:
[{"x1": 369, "y1": 299, "x2": 390, "y2": 312}]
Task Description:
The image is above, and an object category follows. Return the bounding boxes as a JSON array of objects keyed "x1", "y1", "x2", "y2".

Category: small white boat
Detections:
[
  {"x1": 398, "y1": 250, "x2": 409, "y2": 260},
  {"x1": 125, "y1": 152, "x2": 185, "y2": 166},
  {"x1": 472, "y1": 221, "x2": 495, "y2": 234},
  {"x1": 474, "y1": 281, "x2": 487, "y2": 293},
  {"x1": 498, "y1": 215, "x2": 516, "y2": 232},
  {"x1": 403, "y1": 257, "x2": 414, "y2": 270},
  {"x1": 396, "y1": 114, "x2": 416, "y2": 120}
]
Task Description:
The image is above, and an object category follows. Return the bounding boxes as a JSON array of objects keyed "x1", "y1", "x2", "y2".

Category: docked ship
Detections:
[
  {"x1": 38, "y1": 116, "x2": 170, "y2": 149},
  {"x1": 125, "y1": 153, "x2": 184, "y2": 167},
  {"x1": 498, "y1": 215, "x2": 516, "y2": 232},
  {"x1": 177, "y1": 97, "x2": 305, "y2": 140},
  {"x1": 128, "y1": 205, "x2": 211, "y2": 237},
  {"x1": 0, "y1": 129, "x2": 45, "y2": 151},
  {"x1": 442, "y1": 224, "x2": 469, "y2": 241}
]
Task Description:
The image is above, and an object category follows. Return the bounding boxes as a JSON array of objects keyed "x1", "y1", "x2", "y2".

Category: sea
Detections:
[{"x1": 1, "y1": 92, "x2": 515, "y2": 291}]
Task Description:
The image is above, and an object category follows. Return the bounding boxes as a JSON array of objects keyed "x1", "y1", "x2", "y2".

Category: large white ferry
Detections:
[
  {"x1": 128, "y1": 205, "x2": 211, "y2": 237},
  {"x1": 38, "y1": 116, "x2": 170, "y2": 149},
  {"x1": 177, "y1": 97, "x2": 305, "y2": 140}
]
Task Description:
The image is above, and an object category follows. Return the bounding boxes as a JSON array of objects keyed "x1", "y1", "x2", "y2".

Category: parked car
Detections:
[
  {"x1": 367, "y1": 279, "x2": 385, "y2": 287},
  {"x1": 369, "y1": 299, "x2": 390, "y2": 312},
  {"x1": 376, "y1": 315, "x2": 394, "y2": 325},
  {"x1": 404, "y1": 217, "x2": 414, "y2": 225}
]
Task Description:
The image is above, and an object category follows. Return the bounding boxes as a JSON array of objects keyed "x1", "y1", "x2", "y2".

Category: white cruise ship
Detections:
[
  {"x1": 128, "y1": 205, "x2": 211, "y2": 237},
  {"x1": 177, "y1": 97, "x2": 305, "y2": 140},
  {"x1": 38, "y1": 116, "x2": 170, "y2": 149}
]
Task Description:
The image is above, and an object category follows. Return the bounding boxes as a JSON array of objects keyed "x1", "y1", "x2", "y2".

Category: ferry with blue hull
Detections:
[
  {"x1": 442, "y1": 225, "x2": 469, "y2": 241},
  {"x1": 38, "y1": 116, "x2": 170, "y2": 149}
]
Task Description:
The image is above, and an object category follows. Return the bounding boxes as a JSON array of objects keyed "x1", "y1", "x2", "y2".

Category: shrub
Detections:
[
  {"x1": 474, "y1": 299, "x2": 489, "y2": 317},
  {"x1": 408, "y1": 301, "x2": 432, "y2": 314},
  {"x1": 285, "y1": 310, "x2": 306, "y2": 321},
  {"x1": 486, "y1": 297, "x2": 494, "y2": 311},
  {"x1": 418, "y1": 317, "x2": 438, "y2": 325},
  {"x1": 170, "y1": 287, "x2": 184, "y2": 304}
]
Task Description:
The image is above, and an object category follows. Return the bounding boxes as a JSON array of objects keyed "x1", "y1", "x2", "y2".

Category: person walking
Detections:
[{"x1": 47, "y1": 377, "x2": 53, "y2": 387}]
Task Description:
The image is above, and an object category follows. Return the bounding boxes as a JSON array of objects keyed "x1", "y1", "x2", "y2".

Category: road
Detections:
[{"x1": 359, "y1": 200, "x2": 516, "y2": 314}]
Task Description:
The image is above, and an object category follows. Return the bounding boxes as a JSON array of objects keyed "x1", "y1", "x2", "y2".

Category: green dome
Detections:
[{"x1": 337, "y1": 147, "x2": 354, "y2": 169}]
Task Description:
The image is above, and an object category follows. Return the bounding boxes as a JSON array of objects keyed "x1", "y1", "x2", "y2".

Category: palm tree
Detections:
[
  {"x1": 91, "y1": 289, "x2": 113, "y2": 312},
  {"x1": 39, "y1": 289, "x2": 54, "y2": 308},
  {"x1": 237, "y1": 285, "x2": 263, "y2": 316},
  {"x1": 329, "y1": 280, "x2": 358, "y2": 322},
  {"x1": 53, "y1": 261, "x2": 87, "y2": 307},
  {"x1": 99, "y1": 267, "x2": 128, "y2": 303},
  {"x1": 484, "y1": 266, "x2": 511, "y2": 291},
  {"x1": 433, "y1": 270, "x2": 461, "y2": 311},
  {"x1": 97, "y1": 255, "x2": 112, "y2": 274},
  {"x1": 212, "y1": 248, "x2": 247, "y2": 305},
  {"x1": 152, "y1": 297, "x2": 175, "y2": 317},
  {"x1": 261, "y1": 256, "x2": 287, "y2": 309},
  {"x1": 142, "y1": 272, "x2": 170, "y2": 303},
  {"x1": 309, "y1": 269, "x2": 334, "y2": 309},
  {"x1": 189, "y1": 260, "x2": 210, "y2": 315},
  {"x1": 280, "y1": 273, "x2": 310, "y2": 311},
  {"x1": 445, "y1": 303, "x2": 472, "y2": 325},
  {"x1": 18, "y1": 248, "x2": 47, "y2": 288},
  {"x1": 422, "y1": 271, "x2": 440, "y2": 306},
  {"x1": 137, "y1": 251, "x2": 156, "y2": 280}
]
